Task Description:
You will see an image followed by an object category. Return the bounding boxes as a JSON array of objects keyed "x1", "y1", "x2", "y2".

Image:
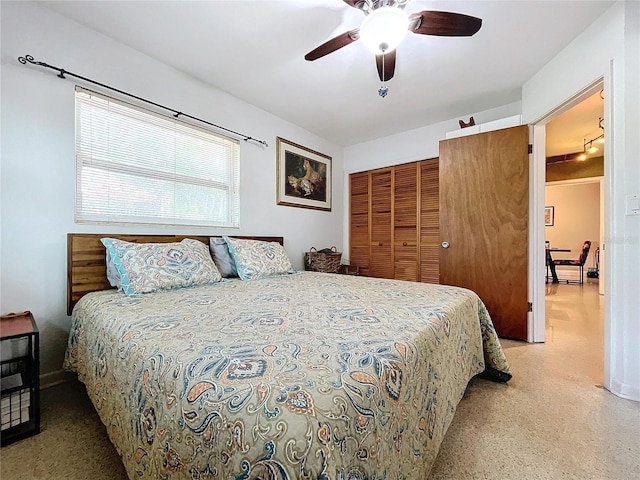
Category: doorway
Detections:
[
  {"x1": 530, "y1": 79, "x2": 607, "y2": 382},
  {"x1": 543, "y1": 88, "x2": 605, "y2": 290}
]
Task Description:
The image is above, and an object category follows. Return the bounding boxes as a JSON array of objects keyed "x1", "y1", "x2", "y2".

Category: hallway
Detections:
[{"x1": 544, "y1": 280, "x2": 604, "y2": 385}]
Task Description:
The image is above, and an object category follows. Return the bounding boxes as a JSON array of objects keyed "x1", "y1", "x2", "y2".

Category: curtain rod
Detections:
[{"x1": 18, "y1": 54, "x2": 269, "y2": 148}]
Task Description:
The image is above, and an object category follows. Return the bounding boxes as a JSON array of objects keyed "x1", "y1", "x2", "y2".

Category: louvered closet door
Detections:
[
  {"x1": 420, "y1": 159, "x2": 440, "y2": 284},
  {"x1": 394, "y1": 163, "x2": 419, "y2": 281},
  {"x1": 370, "y1": 168, "x2": 393, "y2": 278},
  {"x1": 349, "y1": 172, "x2": 370, "y2": 276}
]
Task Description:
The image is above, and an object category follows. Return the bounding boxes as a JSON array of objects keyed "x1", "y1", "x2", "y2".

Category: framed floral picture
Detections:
[{"x1": 276, "y1": 137, "x2": 331, "y2": 211}]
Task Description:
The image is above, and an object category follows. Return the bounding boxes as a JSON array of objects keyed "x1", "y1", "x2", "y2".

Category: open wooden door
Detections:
[{"x1": 439, "y1": 125, "x2": 529, "y2": 340}]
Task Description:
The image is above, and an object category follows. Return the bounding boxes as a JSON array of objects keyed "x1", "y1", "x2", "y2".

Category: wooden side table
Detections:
[
  {"x1": 0, "y1": 311, "x2": 40, "y2": 445},
  {"x1": 338, "y1": 264, "x2": 360, "y2": 276}
]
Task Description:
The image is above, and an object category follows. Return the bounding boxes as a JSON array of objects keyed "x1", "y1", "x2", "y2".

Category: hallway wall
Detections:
[{"x1": 545, "y1": 182, "x2": 600, "y2": 279}]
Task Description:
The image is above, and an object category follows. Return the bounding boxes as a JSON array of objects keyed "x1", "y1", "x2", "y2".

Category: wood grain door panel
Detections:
[{"x1": 439, "y1": 125, "x2": 529, "y2": 340}]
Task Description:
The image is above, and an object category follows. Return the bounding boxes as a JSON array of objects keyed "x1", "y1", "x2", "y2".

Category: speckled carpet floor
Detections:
[{"x1": 1, "y1": 283, "x2": 638, "y2": 479}]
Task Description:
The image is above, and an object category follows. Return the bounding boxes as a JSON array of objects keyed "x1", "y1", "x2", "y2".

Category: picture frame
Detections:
[
  {"x1": 276, "y1": 137, "x2": 331, "y2": 211},
  {"x1": 545, "y1": 206, "x2": 555, "y2": 226}
]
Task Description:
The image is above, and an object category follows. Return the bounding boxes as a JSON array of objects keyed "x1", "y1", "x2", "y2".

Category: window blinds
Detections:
[{"x1": 75, "y1": 87, "x2": 240, "y2": 227}]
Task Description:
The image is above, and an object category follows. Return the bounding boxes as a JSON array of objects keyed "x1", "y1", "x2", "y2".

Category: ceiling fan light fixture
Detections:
[{"x1": 360, "y1": 6, "x2": 409, "y2": 55}]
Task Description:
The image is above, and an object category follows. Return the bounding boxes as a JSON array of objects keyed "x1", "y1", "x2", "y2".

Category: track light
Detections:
[
  {"x1": 585, "y1": 141, "x2": 599, "y2": 154},
  {"x1": 580, "y1": 116, "x2": 605, "y2": 159}
]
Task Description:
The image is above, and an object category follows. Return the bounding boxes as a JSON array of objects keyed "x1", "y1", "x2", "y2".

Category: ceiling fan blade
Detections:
[
  {"x1": 305, "y1": 28, "x2": 360, "y2": 61},
  {"x1": 408, "y1": 10, "x2": 482, "y2": 37},
  {"x1": 376, "y1": 50, "x2": 396, "y2": 82}
]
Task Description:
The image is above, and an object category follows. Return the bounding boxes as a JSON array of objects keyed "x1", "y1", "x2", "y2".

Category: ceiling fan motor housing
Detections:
[
  {"x1": 356, "y1": 0, "x2": 409, "y2": 15},
  {"x1": 360, "y1": 6, "x2": 409, "y2": 54}
]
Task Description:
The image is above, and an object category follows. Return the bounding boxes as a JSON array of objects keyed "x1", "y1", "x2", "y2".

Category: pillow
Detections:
[
  {"x1": 209, "y1": 237, "x2": 238, "y2": 278},
  {"x1": 105, "y1": 248, "x2": 121, "y2": 287},
  {"x1": 101, "y1": 238, "x2": 222, "y2": 295},
  {"x1": 223, "y1": 236, "x2": 294, "y2": 281}
]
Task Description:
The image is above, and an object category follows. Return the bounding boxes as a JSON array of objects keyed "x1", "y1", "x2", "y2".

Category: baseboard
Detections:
[
  {"x1": 551, "y1": 268, "x2": 600, "y2": 283},
  {"x1": 40, "y1": 369, "x2": 75, "y2": 389},
  {"x1": 553, "y1": 268, "x2": 581, "y2": 280},
  {"x1": 609, "y1": 378, "x2": 640, "y2": 402}
]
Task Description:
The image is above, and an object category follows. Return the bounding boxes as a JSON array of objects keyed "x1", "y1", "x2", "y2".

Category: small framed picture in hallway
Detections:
[{"x1": 545, "y1": 206, "x2": 555, "y2": 226}]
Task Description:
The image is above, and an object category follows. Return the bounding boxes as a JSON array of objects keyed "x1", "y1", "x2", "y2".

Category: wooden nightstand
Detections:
[
  {"x1": 338, "y1": 264, "x2": 360, "y2": 276},
  {"x1": 0, "y1": 311, "x2": 40, "y2": 445}
]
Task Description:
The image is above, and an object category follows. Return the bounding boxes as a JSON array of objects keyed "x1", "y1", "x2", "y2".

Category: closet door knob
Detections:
[
  {"x1": 442, "y1": 241, "x2": 450, "y2": 249},
  {"x1": 403, "y1": 242, "x2": 407, "y2": 246}
]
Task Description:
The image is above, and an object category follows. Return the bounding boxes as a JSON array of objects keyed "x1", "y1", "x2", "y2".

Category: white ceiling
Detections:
[
  {"x1": 545, "y1": 90, "x2": 605, "y2": 158},
  {"x1": 43, "y1": 0, "x2": 613, "y2": 148}
]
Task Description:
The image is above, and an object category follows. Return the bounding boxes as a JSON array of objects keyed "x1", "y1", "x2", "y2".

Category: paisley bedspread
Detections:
[{"x1": 64, "y1": 272, "x2": 511, "y2": 480}]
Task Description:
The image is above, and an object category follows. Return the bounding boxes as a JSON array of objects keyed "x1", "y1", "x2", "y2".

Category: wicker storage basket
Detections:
[{"x1": 304, "y1": 247, "x2": 342, "y2": 273}]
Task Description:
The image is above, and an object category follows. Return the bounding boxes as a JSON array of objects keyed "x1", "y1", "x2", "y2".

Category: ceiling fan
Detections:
[{"x1": 305, "y1": 0, "x2": 482, "y2": 97}]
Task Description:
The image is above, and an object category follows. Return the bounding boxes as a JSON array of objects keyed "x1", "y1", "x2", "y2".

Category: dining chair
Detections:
[{"x1": 553, "y1": 241, "x2": 591, "y2": 284}]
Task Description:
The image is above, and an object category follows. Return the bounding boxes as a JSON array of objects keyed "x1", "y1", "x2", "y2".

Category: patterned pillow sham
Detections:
[
  {"x1": 101, "y1": 238, "x2": 222, "y2": 295},
  {"x1": 223, "y1": 236, "x2": 294, "y2": 280},
  {"x1": 105, "y1": 248, "x2": 121, "y2": 287},
  {"x1": 209, "y1": 237, "x2": 238, "y2": 278}
]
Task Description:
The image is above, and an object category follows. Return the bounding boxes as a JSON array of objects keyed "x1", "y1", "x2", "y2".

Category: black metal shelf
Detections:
[{"x1": 1, "y1": 311, "x2": 40, "y2": 446}]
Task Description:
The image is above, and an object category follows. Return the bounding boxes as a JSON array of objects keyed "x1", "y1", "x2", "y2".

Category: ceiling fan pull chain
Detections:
[{"x1": 378, "y1": 51, "x2": 389, "y2": 98}]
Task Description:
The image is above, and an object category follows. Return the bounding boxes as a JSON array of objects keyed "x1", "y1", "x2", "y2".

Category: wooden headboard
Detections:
[{"x1": 67, "y1": 233, "x2": 284, "y2": 316}]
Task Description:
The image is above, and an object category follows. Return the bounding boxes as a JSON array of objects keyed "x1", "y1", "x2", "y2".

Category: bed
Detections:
[{"x1": 63, "y1": 233, "x2": 511, "y2": 479}]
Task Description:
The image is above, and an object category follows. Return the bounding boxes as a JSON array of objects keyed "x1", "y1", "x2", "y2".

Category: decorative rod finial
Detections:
[{"x1": 18, "y1": 54, "x2": 35, "y2": 65}]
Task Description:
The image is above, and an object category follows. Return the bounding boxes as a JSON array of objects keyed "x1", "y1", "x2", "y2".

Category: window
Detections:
[{"x1": 75, "y1": 87, "x2": 240, "y2": 227}]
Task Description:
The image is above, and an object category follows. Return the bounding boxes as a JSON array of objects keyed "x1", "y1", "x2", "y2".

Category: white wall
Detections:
[
  {"x1": 0, "y1": 2, "x2": 344, "y2": 384},
  {"x1": 523, "y1": 1, "x2": 639, "y2": 401},
  {"x1": 343, "y1": 101, "x2": 522, "y2": 174}
]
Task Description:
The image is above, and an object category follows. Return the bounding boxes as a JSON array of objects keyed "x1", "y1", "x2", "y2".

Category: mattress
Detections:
[{"x1": 64, "y1": 271, "x2": 511, "y2": 479}]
